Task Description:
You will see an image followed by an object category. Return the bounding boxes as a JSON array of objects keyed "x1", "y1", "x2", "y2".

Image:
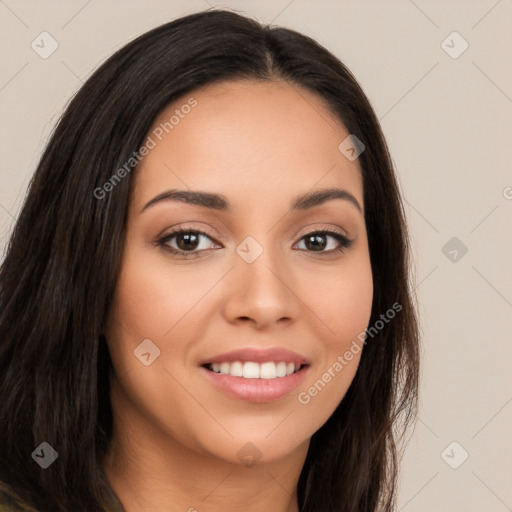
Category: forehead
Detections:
[{"x1": 131, "y1": 79, "x2": 363, "y2": 211}]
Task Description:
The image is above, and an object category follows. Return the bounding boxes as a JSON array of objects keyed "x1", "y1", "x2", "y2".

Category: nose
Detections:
[{"x1": 221, "y1": 243, "x2": 301, "y2": 330}]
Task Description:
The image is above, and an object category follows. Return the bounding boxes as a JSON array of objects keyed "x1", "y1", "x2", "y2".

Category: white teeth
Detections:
[
  {"x1": 243, "y1": 362, "x2": 260, "y2": 378},
  {"x1": 230, "y1": 361, "x2": 243, "y2": 377},
  {"x1": 276, "y1": 362, "x2": 287, "y2": 377},
  {"x1": 260, "y1": 362, "x2": 276, "y2": 379},
  {"x1": 207, "y1": 361, "x2": 301, "y2": 379}
]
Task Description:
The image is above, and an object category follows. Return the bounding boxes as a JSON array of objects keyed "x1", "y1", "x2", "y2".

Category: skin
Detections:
[{"x1": 102, "y1": 79, "x2": 373, "y2": 512}]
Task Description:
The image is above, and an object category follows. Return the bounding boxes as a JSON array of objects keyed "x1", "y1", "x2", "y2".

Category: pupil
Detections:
[
  {"x1": 307, "y1": 234, "x2": 326, "y2": 251},
  {"x1": 177, "y1": 232, "x2": 199, "y2": 251}
]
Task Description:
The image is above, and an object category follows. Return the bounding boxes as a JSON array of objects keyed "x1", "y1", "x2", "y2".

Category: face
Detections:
[{"x1": 104, "y1": 79, "x2": 373, "y2": 466}]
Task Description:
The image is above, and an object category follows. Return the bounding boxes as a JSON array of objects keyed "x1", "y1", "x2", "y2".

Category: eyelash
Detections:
[{"x1": 156, "y1": 226, "x2": 354, "y2": 259}]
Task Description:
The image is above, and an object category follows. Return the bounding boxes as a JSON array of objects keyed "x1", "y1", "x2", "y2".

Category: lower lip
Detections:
[{"x1": 200, "y1": 366, "x2": 309, "y2": 403}]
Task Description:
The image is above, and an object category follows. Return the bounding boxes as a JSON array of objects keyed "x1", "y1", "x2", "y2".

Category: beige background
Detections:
[{"x1": 1, "y1": 1, "x2": 511, "y2": 510}]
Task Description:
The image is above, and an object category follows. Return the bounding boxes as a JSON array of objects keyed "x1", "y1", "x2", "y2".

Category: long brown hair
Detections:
[{"x1": 0, "y1": 9, "x2": 419, "y2": 512}]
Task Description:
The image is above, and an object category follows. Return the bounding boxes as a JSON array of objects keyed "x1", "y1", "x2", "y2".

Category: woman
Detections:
[{"x1": 0, "y1": 9, "x2": 419, "y2": 512}]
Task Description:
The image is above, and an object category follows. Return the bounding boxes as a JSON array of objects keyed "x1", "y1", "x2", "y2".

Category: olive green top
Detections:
[
  {"x1": 0, "y1": 487, "x2": 125, "y2": 512},
  {"x1": 0, "y1": 467, "x2": 125, "y2": 511}
]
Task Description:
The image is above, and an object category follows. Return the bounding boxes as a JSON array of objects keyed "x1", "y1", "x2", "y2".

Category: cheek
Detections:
[
  {"x1": 306, "y1": 253, "x2": 373, "y2": 349},
  {"x1": 294, "y1": 252, "x2": 372, "y2": 420},
  {"x1": 109, "y1": 251, "x2": 214, "y2": 341},
  {"x1": 104, "y1": 244, "x2": 231, "y2": 382}
]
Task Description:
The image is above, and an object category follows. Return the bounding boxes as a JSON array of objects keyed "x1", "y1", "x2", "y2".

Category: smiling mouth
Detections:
[{"x1": 202, "y1": 361, "x2": 307, "y2": 379}]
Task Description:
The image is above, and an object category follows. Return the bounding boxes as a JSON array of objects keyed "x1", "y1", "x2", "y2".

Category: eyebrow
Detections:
[{"x1": 140, "y1": 187, "x2": 362, "y2": 214}]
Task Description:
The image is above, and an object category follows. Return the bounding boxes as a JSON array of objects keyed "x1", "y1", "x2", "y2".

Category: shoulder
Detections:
[
  {"x1": 105, "y1": 491, "x2": 125, "y2": 512},
  {"x1": 0, "y1": 495, "x2": 33, "y2": 512},
  {"x1": 0, "y1": 485, "x2": 38, "y2": 512},
  {"x1": 0, "y1": 497, "x2": 35, "y2": 512},
  {"x1": 0, "y1": 484, "x2": 123, "y2": 512}
]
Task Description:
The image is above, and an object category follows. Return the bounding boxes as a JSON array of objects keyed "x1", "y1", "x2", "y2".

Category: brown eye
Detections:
[
  {"x1": 303, "y1": 233, "x2": 328, "y2": 251},
  {"x1": 158, "y1": 229, "x2": 219, "y2": 257},
  {"x1": 296, "y1": 231, "x2": 353, "y2": 255},
  {"x1": 174, "y1": 232, "x2": 201, "y2": 251}
]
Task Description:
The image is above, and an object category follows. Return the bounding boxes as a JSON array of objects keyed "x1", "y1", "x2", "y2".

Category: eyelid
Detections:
[
  {"x1": 158, "y1": 223, "x2": 351, "y2": 246},
  {"x1": 156, "y1": 222, "x2": 354, "y2": 259},
  {"x1": 295, "y1": 223, "x2": 350, "y2": 240},
  {"x1": 293, "y1": 227, "x2": 354, "y2": 255},
  {"x1": 158, "y1": 225, "x2": 221, "y2": 249},
  {"x1": 157, "y1": 222, "x2": 221, "y2": 240}
]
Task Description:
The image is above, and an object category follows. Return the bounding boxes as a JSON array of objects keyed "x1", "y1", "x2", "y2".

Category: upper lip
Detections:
[{"x1": 199, "y1": 347, "x2": 310, "y2": 367}]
